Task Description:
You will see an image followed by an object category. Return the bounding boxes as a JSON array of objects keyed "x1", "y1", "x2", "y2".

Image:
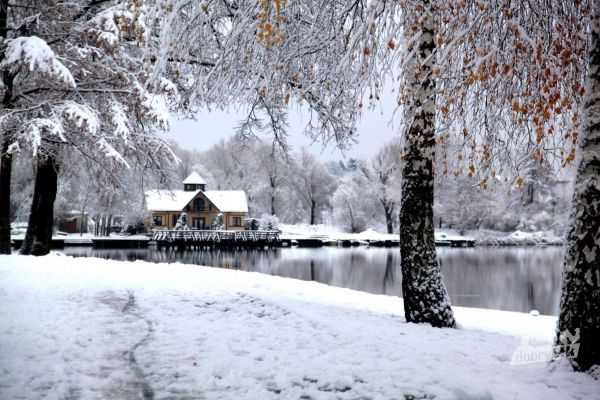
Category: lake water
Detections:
[{"x1": 61, "y1": 246, "x2": 565, "y2": 316}]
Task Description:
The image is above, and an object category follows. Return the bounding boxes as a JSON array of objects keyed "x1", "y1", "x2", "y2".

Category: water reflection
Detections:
[{"x1": 62, "y1": 246, "x2": 564, "y2": 315}]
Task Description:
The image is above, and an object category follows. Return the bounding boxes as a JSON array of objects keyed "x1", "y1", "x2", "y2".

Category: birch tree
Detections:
[
  {"x1": 339, "y1": 0, "x2": 591, "y2": 327},
  {"x1": 148, "y1": 0, "x2": 597, "y2": 334},
  {"x1": 556, "y1": 3, "x2": 600, "y2": 373}
]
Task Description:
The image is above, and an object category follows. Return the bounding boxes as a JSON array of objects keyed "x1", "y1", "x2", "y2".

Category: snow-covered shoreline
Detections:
[
  {"x1": 1, "y1": 254, "x2": 595, "y2": 399},
  {"x1": 280, "y1": 224, "x2": 565, "y2": 246}
]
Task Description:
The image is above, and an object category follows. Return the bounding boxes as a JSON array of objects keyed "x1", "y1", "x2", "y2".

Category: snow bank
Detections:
[
  {"x1": 281, "y1": 224, "x2": 564, "y2": 246},
  {"x1": 0, "y1": 255, "x2": 595, "y2": 400},
  {"x1": 471, "y1": 229, "x2": 565, "y2": 246}
]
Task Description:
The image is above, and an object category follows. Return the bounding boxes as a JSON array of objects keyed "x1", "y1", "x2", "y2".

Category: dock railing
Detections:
[{"x1": 152, "y1": 229, "x2": 281, "y2": 243}]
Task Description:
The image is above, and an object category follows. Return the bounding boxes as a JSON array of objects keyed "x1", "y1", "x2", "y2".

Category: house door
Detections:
[{"x1": 192, "y1": 217, "x2": 205, "y2": 230}]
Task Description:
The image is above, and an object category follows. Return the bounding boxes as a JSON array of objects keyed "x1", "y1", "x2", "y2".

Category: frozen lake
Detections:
[{"x1": 62, "y1": 246, "x2": 564, "y2": 315}]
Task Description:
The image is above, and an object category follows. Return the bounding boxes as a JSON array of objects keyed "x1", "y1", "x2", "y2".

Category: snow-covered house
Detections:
[{"x1": 146, "y1": 172, "x2": 248, "y2": 231}]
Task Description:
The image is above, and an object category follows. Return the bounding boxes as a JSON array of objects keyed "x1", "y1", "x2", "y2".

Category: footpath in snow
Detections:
[{"x1": 0, "y1": 255, "x2": 596, "y2": 400}]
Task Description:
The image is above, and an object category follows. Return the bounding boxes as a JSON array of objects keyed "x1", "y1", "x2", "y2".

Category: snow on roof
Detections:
[
  {"x1": 183, "y1": 171, "x2": 206, "y2": 185},
  {"x1": 145, "y1": 190, "x2": 199, "y2": 212},
  {"x1": 203, "y1": 191, "x2": 249, "y2": 213},
  {"x1": 145, "y1": 189, "x2": 248, "y2": 213}
]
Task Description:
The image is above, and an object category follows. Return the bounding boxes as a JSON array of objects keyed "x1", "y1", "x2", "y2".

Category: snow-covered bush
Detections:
[
  {"x1": 211, "y1": 213, "x2": 224, "y2": 230},
  {"x1": 258, "y1": 214, "x2": 280, "y2": 231},
  {"x1": 174, "y1": 213, "x2": 190, "y2": 231}
]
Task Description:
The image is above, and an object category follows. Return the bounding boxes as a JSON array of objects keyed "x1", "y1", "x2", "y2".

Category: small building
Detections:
[
  {"x1": 146, "y1": 172, "x2": 249, "y2": 231},
  {"x1": 57, "y1": 211, "x2": 89, "y2": 234}
]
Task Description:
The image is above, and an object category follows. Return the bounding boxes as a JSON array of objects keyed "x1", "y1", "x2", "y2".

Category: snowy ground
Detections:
[
  {"x1": 0, "y1": 255, "x2": 596, "y2": 400},
  {"x1": 468, "y1": 230, "x2": 564, "y2": 246}
]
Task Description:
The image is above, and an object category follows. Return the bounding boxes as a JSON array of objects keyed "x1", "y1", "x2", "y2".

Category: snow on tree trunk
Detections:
[
  {"x1": 0, "y1": 135, "x2": 12, "y2": 254},
  {"x1": 0, "y1": 0, "x2": 13, "y2": 255},
  {"x1": 399, "y1": 1, "x2": 456, "y2": 329},
  {"x1": 556, "y1": 6, "x2": 600, "y2": 373},
  {"x1": 20, "y1": 154, "x2": 59, "y2": 256}
]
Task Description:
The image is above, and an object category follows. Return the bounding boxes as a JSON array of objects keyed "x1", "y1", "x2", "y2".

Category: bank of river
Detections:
[{"x1": 60, "y1": 246, "x2": 563, "y2": 315}]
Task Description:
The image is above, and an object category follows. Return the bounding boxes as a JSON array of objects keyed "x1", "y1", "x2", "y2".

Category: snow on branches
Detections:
[
  {"x1": 142, "y1": 0, "x2": 368, "y2": 149},
  {"x1": 0, "y1": 36, "x2": 76, "y2": 89},
  {"x1": 0, "y1": 1, "x2": 178, "y2": 170},
  {"x1": 338, "y1": 0, "x2": 591, "y2": 187}
]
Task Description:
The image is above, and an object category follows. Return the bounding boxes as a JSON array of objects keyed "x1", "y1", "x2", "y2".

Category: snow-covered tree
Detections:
[
  {"x1": 168, "y1": 141, "x2": 202, "y2": 184},
  {"x1": 201, "y1": 137, "x2": 260, "y2": 215},
  {"x1": 556, "y1": 4, "x2": 600, "y2": 373},
  {"x1": 8, "y1": 155, "x2": 35, "y2": 223},
  {"x1": 174, "y1": 213, "x2": 189, "y2": 231},
  {"x1": 255, "y1": 142, "x2": 288, "y2": 216},
  {"x1": 291, "y1": 149, "x2": 337, "y2": 225},
  {"x1": 0, "y1": 1, "x2": 177, "y2": 255},
  {"x1": 147, "y1": 0, "x2": 595, "y2": 333},
  {"x1": 142, "y1": 0, "x2": 364, "y2": 150},
  {"x1": 211, "y1": 213, "x2": 224, "y2": 231},
  {"x1": 360, "y1": 141, "x2": 402, "y2": 233},
  {"x1": 335, "y1": 0, "x2": 590, "y2": 327},
  {"x1": 332, "y1": 170, "x2": 378, "y2": 233}
]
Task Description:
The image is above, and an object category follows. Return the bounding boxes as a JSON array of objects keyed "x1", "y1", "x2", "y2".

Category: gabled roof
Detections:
[
  {"x1": 183, "y1": 171, "x2": 206, "y2": 185},
  {"x1": 203, "y1": 191, "x2": 249, "y2": 213},
  {"x1": 145, "y1": 190, "x2": 199, "y2": 212},
  {"x1": 145, "y1": 189, "x2": 249, "y2": 213}
]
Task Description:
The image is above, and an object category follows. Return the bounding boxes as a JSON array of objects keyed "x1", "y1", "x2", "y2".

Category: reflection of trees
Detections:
[
  {"x1": 383, "y1": 251, "x2": 395, "y2": 294},
  {"x1": 438, "y1": 248, "x2": 563, "y2": 314},
  {"x1": 63, "y1": 246, "x2": 563, "y2": 315}
]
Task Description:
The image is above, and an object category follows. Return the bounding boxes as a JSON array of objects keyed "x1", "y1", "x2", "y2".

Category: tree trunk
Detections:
[
  {"x1": 0, "y1": 1, "x2": 13, "y2": 254},
  {"x1": 310, "y1": 199, "x2": 316, "y2": 225},
  {"x1": 0, "y1": 135, "x2": 12, "y2": 254},
  {"x1": 20, "y1": 154, "x2": 60, "y2": 256},
  {"x1": 270, "y1": 179, "x2": 276, "y2": 216},
  {"x1": 555, "y1": 7, "x2": 600, "y2": 372},
  {"x1": 347, "y1": 203, "x2": 357, "y2": 233},
  {"x1": 271, "y1": 194, "x2": 276, "y2": 216},
  {"x1": 107, "y1": 213, "x2": 113, "y2": 236},
  {"x1": 399, "y1": 1, "x2": 456, "y2": 328},
  {"x1": 382, "y1": 199, "x2": 394, "y2": 234}
]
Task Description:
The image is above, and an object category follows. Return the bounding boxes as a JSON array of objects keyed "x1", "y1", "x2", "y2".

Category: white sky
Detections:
[{"x1": 166, "y1": 100, "x2": 400, "y2": 162}]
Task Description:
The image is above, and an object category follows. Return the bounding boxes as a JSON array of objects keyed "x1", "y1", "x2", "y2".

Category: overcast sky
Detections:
[{"x1": 165, "y1": 98, "x2": 400, "y2": 162}]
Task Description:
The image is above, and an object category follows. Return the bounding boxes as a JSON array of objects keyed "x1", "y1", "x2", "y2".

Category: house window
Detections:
[
  {"x1": 172, "y1": 214, "x2": 180, "y2": 227},
  {"x1": 193, "y1": 198, "x2": 206, "y2": 211},
  {"x1": 232, "y1": 216, "x2": 242, "y2": 227},
  {"x1": 184, "y1": 184, "x2": 197, "y2": 192},
  {"x1": 153, "y1": 216, "x2": 163, "y2": 226}
]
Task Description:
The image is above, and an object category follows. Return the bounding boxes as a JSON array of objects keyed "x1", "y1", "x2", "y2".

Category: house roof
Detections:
[
  {"x1": 145, "y1": 190, "x2": 199, "y2": 212},
  {"x1": 182, "y1": 171, "x2": 206, "y2": 185},
  {"x1": 145, "y1": 189, "x2": 248, "y2": 213},
  {"x1": 204, "y1": 191, "x2": 249, "y2": 213}
]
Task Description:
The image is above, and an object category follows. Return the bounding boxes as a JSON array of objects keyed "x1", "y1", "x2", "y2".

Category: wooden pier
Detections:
[{"x1": 152, "y1": 230, "x2": 282, "y2": 250}]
